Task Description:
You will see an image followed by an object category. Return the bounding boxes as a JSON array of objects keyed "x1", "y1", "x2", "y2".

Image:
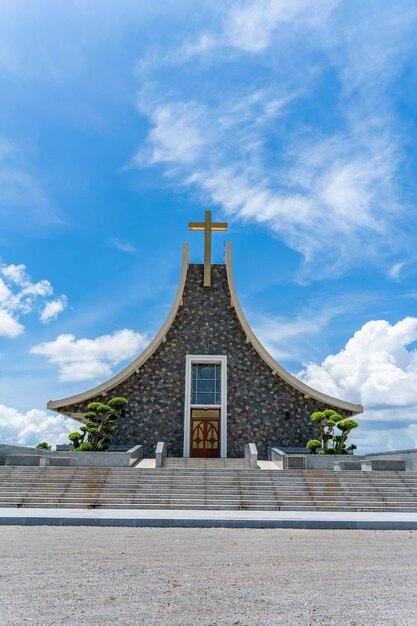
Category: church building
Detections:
[{"x1": 48, "y1": 212, "x2": 362, "y2": 459}]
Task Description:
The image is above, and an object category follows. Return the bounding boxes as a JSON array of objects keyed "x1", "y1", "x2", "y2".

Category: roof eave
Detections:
[
  {"x1": 224, "y1": 243, "x2": 363, "y2": 416},
  {"x1": 47, "y1": 243, "x2": 190, "y2": 411}
]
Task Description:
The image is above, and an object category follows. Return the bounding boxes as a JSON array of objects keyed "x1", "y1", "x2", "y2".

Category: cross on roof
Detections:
[{"x1": 188, "y1": 210, "x2": 228, "y2": 288}]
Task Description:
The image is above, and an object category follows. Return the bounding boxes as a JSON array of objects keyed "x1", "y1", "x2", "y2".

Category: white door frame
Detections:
[{"x1": 183, "y1": 354, "x2": 227, "y2": 458}]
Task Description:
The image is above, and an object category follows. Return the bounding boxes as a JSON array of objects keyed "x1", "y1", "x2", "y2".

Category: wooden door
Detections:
[{"x1": 190, "y1": 408, "x2": 220, "y2": 458}]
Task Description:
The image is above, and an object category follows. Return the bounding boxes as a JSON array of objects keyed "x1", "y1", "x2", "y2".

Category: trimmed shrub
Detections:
[
  {"x1": 306, "y1": 409, "x2": 359, "y2": 455},
  {"x1": 107, "y1": 397, "x2": 128, "y2": 411},
  {"x1": 306, "y1": 439, "x2": 321, "y2": 453},
  {"x1": 75, "y1": 442, "x2": 94, "y2": 452},
  {"x1": 337, "y1": 418, "x2": 358, "y2": 432},
  {"x1": 36, "y1": 441, "x2": 51, "y2": 451},
  {"x1": 68, "y1": 396, "x2": 128, "y2": 452}
]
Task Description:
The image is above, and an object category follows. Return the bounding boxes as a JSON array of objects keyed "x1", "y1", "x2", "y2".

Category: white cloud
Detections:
[
  {"x1": 299, "y1": 317, "x2": 417, "y2": 451},
  {"x1": 0, "y1": 262, "x2": 67, "y2": 335},
  {"x1": 139, "y1": 97, "x2": 399, "y2": 276},
  {"x1": 109, "y1": 238, "x2": 137, "y2": 254},
  {"x1": 300, "y1": 317, "x2": 417, "y2": 408},
  {"x1": 255, "y1": 304, "x2": 344, "y2": 362},
  {"x1": 31, "y1": 329, "x2": 148, "y2": 382},
  {"x1": 352, "y1": 422, "x2": 417, "y2": 454},
  {"x1": 0, "y1": 403, "x2": 79, "y2": 447},
  {"x1": 40, "y1": 296, "x2": 68, "y2": 323},
  {"x1": 1, "y1": 263, "x2": 27, "y2": 285},
  {"x1": 135, "y1": 1, "x2": 416, "y2": 278},
  {"x1": 388, "y1": 262, "x2": 404, "y2": 280},
  {"x1": 0, "y1": 308, "x2": 23, "y2": 338},
  {"x1": 178, "y1": 0, "x2": 338, "y2": 58},
  {"x1": 137, "y1": 101, "x2": 208, "y2": 167}
]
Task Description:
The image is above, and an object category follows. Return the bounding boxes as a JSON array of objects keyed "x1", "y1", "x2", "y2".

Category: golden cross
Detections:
[{"x1": 188, "y1": 210, "x2": 228, "y2": 287}]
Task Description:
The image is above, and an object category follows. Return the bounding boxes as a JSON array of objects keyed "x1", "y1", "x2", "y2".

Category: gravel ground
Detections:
[{"x1": 0, "y1": 527, "x2": 416, "y2": 626}]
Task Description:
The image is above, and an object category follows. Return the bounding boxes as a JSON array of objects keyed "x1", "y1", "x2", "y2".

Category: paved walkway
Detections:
[{"x1": 1, "y1": 507, "x2": 417, "y2": 529}]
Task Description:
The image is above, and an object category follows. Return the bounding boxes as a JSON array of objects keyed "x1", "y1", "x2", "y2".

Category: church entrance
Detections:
[
  {"x1": 190, "y1": 408, "x2": 220, "y2": 458},
  {"x1": 184, "y1": 355, "x2": 227, "y2": 458}
]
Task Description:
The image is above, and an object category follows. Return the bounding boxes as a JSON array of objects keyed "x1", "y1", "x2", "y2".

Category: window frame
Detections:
[
  {"x1": 190, "y1": 363, "x2": 222, "y2": 406},
  {"x1": 183, "y1": 355, "x2": 227, "y2": 457}
]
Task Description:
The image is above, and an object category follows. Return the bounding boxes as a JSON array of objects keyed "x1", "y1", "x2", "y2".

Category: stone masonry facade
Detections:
[{"x1": 60, "y1": 264, "x2": 353, "y2": 458}]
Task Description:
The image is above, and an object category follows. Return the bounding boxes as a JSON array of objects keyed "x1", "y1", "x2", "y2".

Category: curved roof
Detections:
[
  {"x1": 47, "y1": 243, "x2": 190, "y2": 412},
  {"x1": 48, "y1": 242, "x2": 362, "y2": 416},
  {"x1": 224, "y1": 244, "x2": 362, "y2": 415}
]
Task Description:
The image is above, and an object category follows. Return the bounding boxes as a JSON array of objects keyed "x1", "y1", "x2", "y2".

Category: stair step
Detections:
[{"x1": 0, "y1": 466, "x2": 416, "y2": 512}]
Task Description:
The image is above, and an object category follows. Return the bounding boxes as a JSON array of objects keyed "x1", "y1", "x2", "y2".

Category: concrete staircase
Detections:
[
  {"x1": 1, "y1": 467, "x2": 417, "y2": 511},
  {"x1": 162, "y1": 458, "x2": 249, "y2": 469}
]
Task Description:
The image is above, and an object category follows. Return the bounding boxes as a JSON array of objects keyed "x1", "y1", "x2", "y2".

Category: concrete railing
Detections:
[
  {"x1": 244, "y1": 443, "x2": 258, "y2": 469},
  {"x1": 269, "y1": 448, "x2": 305, "y2": 469},
  {"x1": 3, "y1": 444, "x2": 144, "y2": 468},
  {"x1": 333, "y1": 461, "x2": 362, "y2": 471},
  {"x1": 155, "y1": 442, "x2": 167, "y2": 468},
  {"x1": 270, "y1": 448, "x2": 407, "y2": 472},
  {"x1": 336, "y1": 460, "x2": 406, "y2": 472},
  {"x1": 127, "y1": 445, "x2": 143, "y2": 466},
  {"x1": 366, "y1": 450, "x2": 417, "y2": 471},
  {"x1": 268, "y1": 447, "x2": 285, "y2": 469},
  {"x1": 362, "y1": 459, "x2": 406, "y2": 472},
  {"x1": 5, "y1": 454, "x2": 44, "y2": 466},
  {"x1": 0, "y1": 444, "x2": 48, "y2": 465},
  {"x1": 39, "y1": 456, "x2": 75, "y2": 467}
]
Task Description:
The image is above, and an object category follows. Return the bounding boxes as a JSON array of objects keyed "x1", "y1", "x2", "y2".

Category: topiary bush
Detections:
[
  {"x1": 67, "y1": 396, "x2": 128, "y2": 452},
  {"x1": 306, "y1": 439, "x2": 321, "y2": 454},
  {"x1": 306, "y1": 410, "x2": 358, "y2": 455},
  {"x1": 36, "y1": 441, "x2": 51, "y2": 451}
]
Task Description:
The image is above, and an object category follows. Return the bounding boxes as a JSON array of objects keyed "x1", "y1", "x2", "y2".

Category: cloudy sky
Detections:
[{"x1": 1, "y1": 0, "x2": 417, "y2": 453}]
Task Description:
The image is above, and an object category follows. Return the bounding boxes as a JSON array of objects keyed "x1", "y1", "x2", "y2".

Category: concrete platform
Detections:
[
  {"x1": 135, "y1": 458, "x2": 156, "y2": 468},
  {"x1": 1, "y1": 507, "x2": 417, "y2": 529}
]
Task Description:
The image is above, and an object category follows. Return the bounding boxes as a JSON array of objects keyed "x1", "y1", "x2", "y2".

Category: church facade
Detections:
[{"x1": 48, "y1": 215, "x2": 362, "y2": 459}]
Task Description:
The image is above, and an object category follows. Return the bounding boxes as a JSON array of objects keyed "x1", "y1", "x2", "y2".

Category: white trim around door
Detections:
[{"x1": 183, "y1": 355, "x2": 227, "y2": 458}]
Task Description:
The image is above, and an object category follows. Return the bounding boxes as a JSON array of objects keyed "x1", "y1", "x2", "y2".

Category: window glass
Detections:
[{"x1": 191, "y1": 363, "x2": 221, "y2": 405}]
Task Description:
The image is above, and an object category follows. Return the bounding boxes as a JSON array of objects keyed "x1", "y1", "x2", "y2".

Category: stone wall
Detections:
[{"x1": 60, "y1": 264, "x2": 353, "y2": 458}]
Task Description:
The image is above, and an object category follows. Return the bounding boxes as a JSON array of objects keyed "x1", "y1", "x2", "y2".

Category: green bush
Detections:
[
  {"x1": 75, "y1": 442, "x2": 94, "y2": 452},
  {"x1": 310, "y1": 411, "x2": 325, "y2": 423},
  {"x1": 36, "y1": 441, "x2": 51, "y2": 451},
  {"x1": 68, "y1": 396, "x2": 128, "y2": 452},
  {"x1": 84, "y1": 412, "x2": 98, "y2": 421},
  {"x1": 306, "y1": 439, "x2": 321, "y2": 453},
  {"x1": 337, "y1": 418, "x2": 358, "y2": 432},
  {"x1": 96, "y1": 403, "x2": 111, "y2": 414},
  {"x1": 86, "y1": 402, "x2": 102, "y2": 412},
  {"x1": 107, "y1": 397, "x2": 128, "y2": 411},
  {"x1": 306, "y1": 409, "x2": 359, "y2": 455}
]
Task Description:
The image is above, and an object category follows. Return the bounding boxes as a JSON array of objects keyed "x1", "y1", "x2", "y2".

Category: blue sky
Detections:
[{"x1": 1, "y1": 0, "x2": 417, "y2": 453}]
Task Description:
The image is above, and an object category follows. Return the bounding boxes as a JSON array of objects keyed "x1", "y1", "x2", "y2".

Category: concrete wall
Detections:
[
  {"x1": 2, "y1": 445, "x2": 143, "y2": 468},
  {"x1": 4, "y1": 454, "x2": 43, "y2": 466},
  {"x1": 0, "y1": 444, "x2": 47, "y2": 465},
  {"x1": 269, "y1": 448, "x2": 367, "y2": 470},
  {"x1": 50, "y1": 451, "x2": 131, "y2": 467},
  {"x1": 269, "y1": 447, "x2": 417, "y2": 471},
  {"x1": 366, "y1": 450, "x2": 417, "y2": 471},
  {"x1": 44, "y1": 445, "x2": 142, "y2": 467},
  {"x1": 303, "y1": 454, "x2": 368, "y2": 470}
]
